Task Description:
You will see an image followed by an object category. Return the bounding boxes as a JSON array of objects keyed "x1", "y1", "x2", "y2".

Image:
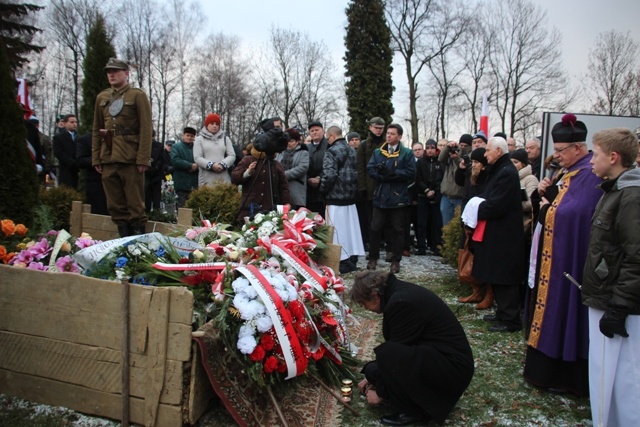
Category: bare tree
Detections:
[
  {"x1": 47, "y1": 0, "x2": 98, "y2": 116},
  {"x1": 386, "y1": 0, "x2": 468, "y2": 142},
  {"x1": 162, "y1": 0, "x2": 201, "y2": 126},
  {"x1": 116, "y1": 0, "x2": 160, "y2": 106},
  {"x1": 151, "y1": 31, "x2": 181, "y2": 143},
  {"x1": 190, "y1": 33, "x2": 256, "y2": 144},
  {"x1": 486, "y1": 0, "x2": 569, "y2": 138},
  {"x1": 587, "y1": 30, "x2": 639, "y2": 116}
]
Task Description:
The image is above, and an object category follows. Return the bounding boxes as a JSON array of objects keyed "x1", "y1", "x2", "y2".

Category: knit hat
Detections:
[
  {"x1": 205, "y1": 113, "x2": 221, "y2": 127},
  {"x1": 369, "y1": 117, "x2": 385, "y2": 126},
  {"x1": 425, "y1": 139, "x2": 437, "y2": 148},
  {"x1": 473, "y1": 130, "x2": 488, "y2": 143},
  {"x1": 470, "y1": 147, "x2": 488, "y2": 166},
  {"x1": 346, "y1": 132, "x2": 360, "y2": 141},
  {"x1": 551, "y1": 113, "x2": 587, "y2": 143},
  {"x1": 28, "y1": 116, "x2": 39, "y2": 124},
  {"x1": 285, "y1": 127, "x2": 301, "y2": 141},
  {"x1": 308, "y1": 120, "x2": 323, "y2": 130},
  {"x1": 183, "y1": 127, "x2": 196, "y2": 135},
  {"x1": 459, "y1": 134, "x2": 473, "y2": 146},
  {"x1": 510, "y1": 148, "x2": 529, "y2": 165},
  {"x1": 494, "y1": 132, "x2": 507, "y2": 139}
]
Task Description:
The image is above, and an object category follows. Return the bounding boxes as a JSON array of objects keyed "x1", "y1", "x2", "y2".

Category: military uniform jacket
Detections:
[{"x1": 92, "y1": 84, "x2": 153, "y2": 167}]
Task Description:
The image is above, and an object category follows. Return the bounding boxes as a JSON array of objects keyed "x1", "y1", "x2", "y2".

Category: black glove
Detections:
[
  {"x1": 375, "y1": 163, "x2": 389, "y2": 175},
  {"x1": 599, "y1": 307, "x2": 629, "y2": 338}
]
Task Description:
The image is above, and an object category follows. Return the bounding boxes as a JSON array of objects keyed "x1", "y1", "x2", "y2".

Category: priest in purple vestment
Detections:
[{"x1": 523, "y1": 114, "x2": 602, "y2": 396}]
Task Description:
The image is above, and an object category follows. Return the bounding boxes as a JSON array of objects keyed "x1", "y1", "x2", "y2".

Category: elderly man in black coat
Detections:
[
  {"x1": 464, "y1": 136, "x2": 525, "y2": 332},
  {"x1": 350, "y1": 271, "x2": 474, "y2": 426}
]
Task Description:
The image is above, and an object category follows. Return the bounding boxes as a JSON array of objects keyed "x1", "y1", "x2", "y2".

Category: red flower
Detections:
[
  {"x1": 296, "y1": 320, "x2": 313, "y2": 342},
  {"x1": 215, "y1": 247, "x2": 225, "y2": 256},
  {"x1": 288, "y1": 300, "x2": 305, "y2": 321},
  {"x1": 249, "y1": 345, "x2": 266, "y2": 362},
  {"x1": 277, "y1": 360, "x2": 287, "y2": 373},
  {"x1": 180, "y1": 270, "x2": 219, "y2": 286},
  {"x1": 178, "y1": 258, "x2": 190, "y2": 264},
  {"x1": 264, "y1": 356, "x2": 279, "y2": 373},
  {"x1": 310, "y1": 345, "x2": 325, "y2": 361},
  {"x1": 260, "y1": 333, "x2": 276, "y2": 352}
]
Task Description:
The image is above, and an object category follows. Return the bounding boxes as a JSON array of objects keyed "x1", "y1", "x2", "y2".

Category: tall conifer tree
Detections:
[
  {"x1": 344, "y1": 0, "x2": 394, "y2": 136},
  {"x1": 0, "y1": 43, "x2": 40, "y2": 226},
  {"x1": 0, "y1": 2, "x2": 43, "y2": 71},
  {"x1": 79, "y1": 13, "x2": 116, "y2": 134}
]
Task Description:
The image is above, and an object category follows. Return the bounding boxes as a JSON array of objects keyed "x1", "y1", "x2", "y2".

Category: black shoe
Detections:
[
  {"x1": 488, "y1": 323, "x2": 521, "y2": 333},
  {"x1": 129, "y1": 224, "x2": 146, "y2": 235},
  {"x1": 380, "y1": 413, "x2": 425, "y2": 426},
  {"x1": 483, "y1": 314, "x2": 499, "y2": 322},
  {"x1": 117, "y1": 225, "x2": 131, "y2": 238},
  {"x1": 339, "y1": 260, "x2": 356, "y2": 275},
  {"x1": 415, "y1": 249, "x2": 427, "y2": 256}
]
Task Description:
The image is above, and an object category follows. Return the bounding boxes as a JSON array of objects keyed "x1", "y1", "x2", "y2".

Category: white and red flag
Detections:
[
  {"x1": 16, "y1": 78, "x2": 34, "y2": 120},
  {"x1": 479, "y1": 93, "x2": 489, "y2": 137}
]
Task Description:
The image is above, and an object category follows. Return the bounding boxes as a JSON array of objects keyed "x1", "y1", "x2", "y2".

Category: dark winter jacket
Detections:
[
  {"x1": 231, "y1": 155, "x2": 291, "y2": 224},
  {"x1": 471, "y1": 154, "x2": 524, "y2": 285},
  {"x1": 145, "y1": 140, "x2": 165, "y2": 184},
  {"x1": 582, "y1": 168, "x2": 640, "y2": 315},
  {"x1": 306, "y1": 137, "x2": 328, "y2": 204},
  {"x1": 53, "y1": 130, "x2": 78, "y2": 189},
  {"x1": 415, "y1": 155, "x2": 444, "y2": 204},
  {"x1": 438, "y1": 145, "x2": 464, "y2": 198},
  {"x1": 366, "y1": 143, "x2": 416, "y2": 209},
  {"x1": 319, "y1": 138, "x2": 357, "y2": 206},
  {"x1": 357, "y1": 132, "x2": 385, "y2": 199},
  {"x1": 374, "y1": 275, "x2": 474, "y2": 424},
  {"x1": 170, "y1": 141, "x2": 198, "y2": 192}
]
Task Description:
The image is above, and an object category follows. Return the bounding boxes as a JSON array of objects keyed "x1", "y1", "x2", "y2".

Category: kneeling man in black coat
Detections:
[{"x1": 350, "y1": 271, "x2": 474, "y2": 426}]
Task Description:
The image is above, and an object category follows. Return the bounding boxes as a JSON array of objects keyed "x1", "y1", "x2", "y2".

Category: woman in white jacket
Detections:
[
  {"x1": 510, "y1": 149, "x2": 539, "y2": 237},
  {"x1": 193, "y1": 113, "x2": 236, "y2": 187}
]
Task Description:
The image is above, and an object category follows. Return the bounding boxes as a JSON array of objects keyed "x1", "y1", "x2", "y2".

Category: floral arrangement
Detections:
[
  {"x1": 1, "y1": 218, "x2": 29, "y2": 264},
  {"x1": 7, "y1": 227, "x2": 100, "y2": 273}
]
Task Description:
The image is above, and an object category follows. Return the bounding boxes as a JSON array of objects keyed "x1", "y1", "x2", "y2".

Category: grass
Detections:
[{"x1": 0, "y1": 263, "x2": 593, "y2": 427}]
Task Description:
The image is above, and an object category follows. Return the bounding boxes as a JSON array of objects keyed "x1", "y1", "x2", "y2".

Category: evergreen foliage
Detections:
[
  {"x1": 0, "y1": 2, "x2": 43, "y2": 71},
  {"x1": 439, "y1": 206, "x2": 462, "y2": 268},
  {"x1": 79, "y1": 13, "x2": 115, "y2": 134},
  {"x1": 185, "y1": 183, "x2": 241, "y2": 225},
  {"x1": 0, "y1": 43, "x2": 40, "y2": 227},
  {"x1": 344, "y1": 0, "x2": 395, "y2": 136},
  {"x1": 39, "y1": 186, "x2": 84, "y2": 231}
]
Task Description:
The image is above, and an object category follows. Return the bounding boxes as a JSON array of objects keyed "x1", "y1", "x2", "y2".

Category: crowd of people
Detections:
[{"x1": 20, "y1": 56, "x2": 640, "y2": 427}]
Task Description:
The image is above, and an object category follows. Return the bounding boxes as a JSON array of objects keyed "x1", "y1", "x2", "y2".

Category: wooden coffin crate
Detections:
[
  {"x1": 69, "y1": 201, "x2": 194, "y2": 241},
  {"x1": 0, "y1": 265, "x2": 213, "y2": 427}
]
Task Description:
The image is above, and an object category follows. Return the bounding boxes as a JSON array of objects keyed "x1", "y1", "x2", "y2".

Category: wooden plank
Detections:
[
  {"x1": 0, "y1": 266, "x2": 193, "y2": 361},
  {"x1": 82, "y1": 203, "x2": 92, "y2": 213},
  {"x1": 188, "y1": 342, "x2": 214, "y2": 424},
  {"x1": 177, "y1": 207, "x2": 192, "y2": 227},
  {"x1": 317, "y1": 242, "x2": 341, "y2": 274},
  {"x1": 145, "y1": 288, "x2": 170, "y2": 427},
  {"x1": 0, "y1": 331, "x2": 183, "y2": 405},
  {"x1": 70, "y1": 200, "x2": 84, "y2": 237},
  {"x1": 136, "y1": 288, "x2": 153, "y2": 353},
  {"x1": 0, "y1": 369, "x2": 183, "y2": 427}
]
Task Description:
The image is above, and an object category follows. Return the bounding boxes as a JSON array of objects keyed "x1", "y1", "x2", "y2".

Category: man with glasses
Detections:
[{"x1": 523, "y1": 114, "x2": 603, "y2": 396}]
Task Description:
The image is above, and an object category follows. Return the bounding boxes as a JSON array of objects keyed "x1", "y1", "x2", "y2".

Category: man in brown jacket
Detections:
[{"x1": 92, "y1": 58, "x2": 153, "y2": 237}]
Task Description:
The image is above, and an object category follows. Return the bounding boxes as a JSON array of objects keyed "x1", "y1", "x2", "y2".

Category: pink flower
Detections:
[
  {"x1": 55, "y1": 255, "x2": 81, "y2": 273},
  {"x1": 75, "y1": 237, "x2": 98, "y2": 249},
  {"x1": 27, "y1": 261, "x2": 47, "y2": 271},
  {"x1": 30, "y1": 238, "x2": 52, "y2": 260}
]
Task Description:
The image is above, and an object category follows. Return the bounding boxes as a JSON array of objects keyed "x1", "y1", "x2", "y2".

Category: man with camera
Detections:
[
  {"x1": 366, "y1": 124, "x2": 416, "y2": 274},
  {"x1": 231, "y1": 118, "x2": 291, "y2": 225},
  {"x1": 438, "y1": 135, "x2": 468, "y2": 226}
]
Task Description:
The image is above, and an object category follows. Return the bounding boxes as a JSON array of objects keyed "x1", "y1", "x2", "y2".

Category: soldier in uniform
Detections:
[{"x1": 92, "y1": 58, "x2": 153, "y2": 237}]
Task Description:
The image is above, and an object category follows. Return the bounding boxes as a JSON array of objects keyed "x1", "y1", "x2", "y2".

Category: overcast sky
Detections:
[{"x1": 199, "y1": 0, "x2": 640, "y2": 125}]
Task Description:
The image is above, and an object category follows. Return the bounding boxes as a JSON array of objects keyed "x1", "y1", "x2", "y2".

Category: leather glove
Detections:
[{"x1": 599, "y1": 307, "x2": 629, "y2": 338}]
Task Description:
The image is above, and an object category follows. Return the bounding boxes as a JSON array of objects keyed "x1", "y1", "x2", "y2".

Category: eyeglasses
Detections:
[{"x1": 553, "y1": 143, "x2": 576, "y2": 153}]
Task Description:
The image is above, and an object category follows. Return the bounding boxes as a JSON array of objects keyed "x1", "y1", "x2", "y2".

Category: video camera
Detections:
[{"x1": 253, "y1": 118, "x2": 290, "y2": 156}]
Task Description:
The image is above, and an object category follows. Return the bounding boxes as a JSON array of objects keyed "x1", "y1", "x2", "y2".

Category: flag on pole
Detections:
[
  {"x1": 16, "y1": 78, "x2": 34, "y2": 120},
  {"x1": 479, "y1": 93, "x2": 489, "y2": 137}
]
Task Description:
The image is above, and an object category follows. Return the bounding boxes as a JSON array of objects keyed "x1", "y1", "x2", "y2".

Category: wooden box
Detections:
[
  {"x1": 69, "y1": 201, "x2": 194, "y2": 241},
  {"x1": 0, "y1": 265, "x2": 213, "y2": 427}
]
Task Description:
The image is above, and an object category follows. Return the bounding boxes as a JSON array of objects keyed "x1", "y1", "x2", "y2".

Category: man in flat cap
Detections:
[
  {"x1": 523, "y1": 114, "x2": 602, "y2": 396},
  {"x1": 92, "y1": 57, "x2": 153, "y2": 237},
  {"x1": 171, "y1": 127, "x2": 199, "y2": 208},
  {"x1": 306, "y1": 120, "x2": 328, "y2": 217}
]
